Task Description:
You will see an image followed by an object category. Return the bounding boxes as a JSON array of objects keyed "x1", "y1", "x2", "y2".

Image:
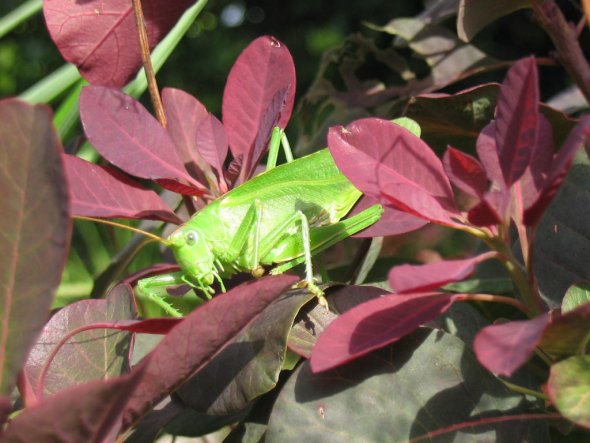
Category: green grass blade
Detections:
[
  {"x1": 19, "y1": 63, "x2": 81, "y2": 104},
  {"x1": 0, "y1": 0, "x2": 42, "y2": 39}
]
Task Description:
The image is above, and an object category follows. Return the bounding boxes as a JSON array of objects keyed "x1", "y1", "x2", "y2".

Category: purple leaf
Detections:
[
  {"x1": 195, "y1": 113, "x2": 229, "y2": 185},
  {"x1": 161, "y1": 88, "x2": 216, "y2": 187},
  {"x1": 467, "y1": 198, "x2": 502, "y2": 226},
  {"x1": 121, "y1": 274, "x2": 298, "y2": 429},
  {"x1": 310, "y1": 292, "x2": 457, "y2": 373},
  {"x1": 476, "y1": 122, "x2": 503, "y2": 186},
  {"x1": 443, "y1": 146, "x2": 488, "y2": 197},
  {"x1": 389, "y1": 255, "x2": 490, "y2": 294},
  {"x1": 328, "y1": 118, "x2": 460, "y2": 227},
  {"x1": 1, "y1": 367, "x2": 145, "y2": 442},
  {"x1": 495, "y1": 57, "x2": 539, "y2": 186},
  {"x1": 24, "y1": 285, "x2": 135, "y2": 399},
  {"x1": 80, "y1": 86, "x2": 205, "y2": 195},
  {"x1": 473, "y1": 314, "x2": 550, "y2": 376},
  {"x1": 222, "y1": 36, "x2": 296, "y2": 182},
  {"x1": 44, "y1": 0, "x2": 195, "y2": 86},
  {"x1": 64, "y1": 154, "x2": 181, "y2": 224},
  {"x1": 349, "y1": 196, "x2": 427, "y2": 238},
  {"x1": 524, "y1": 115, "x2": 590, "y2": 226},
  {"x1": 0, "y1": 99, "x2": 71, "y2": 396}
]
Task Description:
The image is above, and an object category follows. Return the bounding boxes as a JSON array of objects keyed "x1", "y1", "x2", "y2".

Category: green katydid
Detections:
[{"x1": 81, "y1": 118, "x2": 419, "y2": 317}]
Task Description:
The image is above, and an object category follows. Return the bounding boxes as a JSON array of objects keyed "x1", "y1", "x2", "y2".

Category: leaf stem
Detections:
[
  {"x1": 499, "y1": 379, "x2": 548, "y2": 400},
  {"x1": 458, "y1": 293, "x2": 531, "y2": 316},
  {"x1": 132, "y1": 0, "x2": 167, "y2": 127}
]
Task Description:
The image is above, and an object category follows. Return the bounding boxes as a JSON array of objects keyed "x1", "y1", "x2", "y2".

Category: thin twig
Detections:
[
  {"x1": 132, "y1": 0, "x2": 167, "y2": 127},
  {"x1": 532, "y1": 0, "x2": 590, "y2": 104}
]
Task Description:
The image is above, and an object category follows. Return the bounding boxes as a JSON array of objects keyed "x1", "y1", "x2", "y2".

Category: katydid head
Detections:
[{"x1": 167, "y1": 226, "x2": 216, "y2": 287}]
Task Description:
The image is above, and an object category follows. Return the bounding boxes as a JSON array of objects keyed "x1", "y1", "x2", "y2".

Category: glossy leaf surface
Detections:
[{"x1": 310, "y1": 292, "x2": 457, "y2": 372}]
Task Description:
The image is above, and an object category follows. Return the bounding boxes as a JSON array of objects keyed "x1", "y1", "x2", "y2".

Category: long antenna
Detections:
[{"x1": 74, "y1": 216, "x2": 169, "y2": 245}]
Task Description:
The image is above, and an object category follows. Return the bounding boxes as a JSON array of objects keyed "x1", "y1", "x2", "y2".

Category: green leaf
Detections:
[
  {"x1": 562, "y1": 282, "x2": 590, "y2": 313},
  {"x1": 547, "y1": 355, "x2": 590, "y2": 429},
  {"x1": 457, "y1": 0, "x2": 531, "y2": 42},
  {"x1": 0, "y1": 99, "x2": 70, "y2": 396},
  {"x1": 267, "y1": 329, "x2": 548, "y2": 442}
]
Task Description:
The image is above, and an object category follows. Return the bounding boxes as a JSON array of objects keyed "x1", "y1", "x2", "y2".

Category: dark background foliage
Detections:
[{"x1": 2, "y1": 0, "x2": 586, "y2": 113}]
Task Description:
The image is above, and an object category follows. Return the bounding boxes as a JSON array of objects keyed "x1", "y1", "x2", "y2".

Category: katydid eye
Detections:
[{"x1": 185, "y1": 231, "x2": 198, "y2": 245}]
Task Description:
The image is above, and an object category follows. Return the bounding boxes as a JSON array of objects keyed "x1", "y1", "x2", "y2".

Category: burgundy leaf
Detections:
[
  {"x1": 1, "y1": 366, "x2": 146, "y2": 443},
  {"x1": 222, "y1": 36, "x2": 296, "y2": 182},
  {"x1": 349, "y1": 196, "x2": 428, "y2": 237},
  {"x1": 389, "y1": 255, "x2": 490, "y2": 294},
  {"x1": 524, "y1": 115, "x2": 590, "y2": 226},
  {"x1": 0, "y1": 99, "x2": 71, "y2": 396},
  {"x1": 467, "y1": 197, "x2": 502, "y2": 227},
  {"x1": 161, "y1": 88, "x2": 220, "y2": 188},
  {"x1": 473, "y1": 314, "x2": 550, "y2": 376},
  {"x1": 64, "y1": 154, "x2": 181, "y2": 224},
  {"x1": 476, "y1": 122, "x2": 503, "y2": 186},
  {"x1": 121, "y1": 274, "x2": 298, "y2": 429},
  {"x1": 44, "y1": 0, "x2": 194, "y2": 86},
  {"x1": 24, "y1": 285, "x2": 135, "y2": 399},
  {"x1": 328, "y1": 118, "x2": 460, "y2": 227},
  {"x1": 518, "y1": 115, "x2": 555, "y2": 204},
  {"x1": 107, "y1": 318, "x2": 182, "y2": 335},
  {"x1": 310, "y1": 292, "x2": 457, "y2": 373},
  {"x1": 495, "y1": 57, "x2": 539, "y2": 186},
  {"x1": 80, "y1": 86, "x2": 205, "y2": 195},
  {"x1": 443, "y1": 146, "x2": 488, "y2": 197},
  {"x1": 195, "y1": 113, "x2": 229, "y2": 184}
]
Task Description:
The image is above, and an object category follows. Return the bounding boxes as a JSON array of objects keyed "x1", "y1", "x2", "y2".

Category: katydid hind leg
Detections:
[{"x1": 270, "y1": 204, "x2": 383, "y2": 275}]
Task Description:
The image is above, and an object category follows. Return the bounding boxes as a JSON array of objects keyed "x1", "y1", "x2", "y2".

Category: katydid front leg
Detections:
[{"x1": 136, "y1": 272, "x2": 189, "y2": 318}]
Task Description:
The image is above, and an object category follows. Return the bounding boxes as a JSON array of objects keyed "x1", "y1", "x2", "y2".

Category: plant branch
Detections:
[
  {"x1": 458, "y1": 293, "x2": 531, "y2": 316},
  {"x1": 532, "y1": 0, "x2": 590, "y2": 104},
  {"x1": 132, "y1": 0, "x2": 167, "y2": 126}
]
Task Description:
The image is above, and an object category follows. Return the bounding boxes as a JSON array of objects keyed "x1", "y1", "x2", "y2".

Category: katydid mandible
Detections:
[{"x1": 136, "y1": 137, "x2": 383, "y2": 316}]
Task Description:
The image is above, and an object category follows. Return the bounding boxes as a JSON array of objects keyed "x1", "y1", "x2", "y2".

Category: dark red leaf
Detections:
[
  {"x1": 328, "y1": 118, "x2": 460, "y2": 227},
  {"x1": 349, "y1": 196, "x2": 427, "y2": 238},
  {"x1": 310, "y1": 292, "x2": 457, "y2": 373},
  {"x1": 121, "y1": 274, "x2": 298, "y2": 429},
  {"x1": 0, "y1": 99, "x2": 71, "y2": 396},
  {"x1": 474, "y1": 314, "x2": 550, "y2": 376},
  {"x1": 495, "y1": 57, "x2": 539, "y2": 186},
  {"x1": 476, "y1": 122, "x2": 503, "y2": 186},
  {"x1": 44, "y1": 0, "x2": 195, "y2": 86},
  {"x1": 1, "y1": 366, "x2": 146, "y2": 443},
  {"x1": 443, "y1": 146, "x2": 488, "y2": 197},
  {"x1": 24, "y1": 285, "x2": 135, "y2": 399},
  {"x1": 524, "y1": 115, "x2": 590, "y2": 226},
  {"x1": 222, "y1": 36, "x2": 296, "y2": 182},
  {"x1": 161, "y1": 88, "x2": 214, "y2": 185},
  {"x1": 195, "y1": 113, "x2": 229, "y2": 185},
  {"x1": 467, "y1": 198, "x2": 502, "y2": 226},
  {"x1": 389, "y1": 255, "x2": 490, "y2": 294},
  {"x1": 79, "y1": 86, "x2": 206, "y2": 195},
  {"x1": 64, "y1": 154, "x2": 181, "y2": 224}
]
